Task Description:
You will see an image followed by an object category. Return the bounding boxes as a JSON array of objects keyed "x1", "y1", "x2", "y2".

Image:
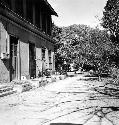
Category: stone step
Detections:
[
  {"x1": 0, "y1": 89, "x2": 17, "y2": 97},
  {"x1": 0, "y1": 86, "x2": 13, "y2": 93},
  {"x1": 0, "y1": 85, "x2": 17, "y2": 97}
]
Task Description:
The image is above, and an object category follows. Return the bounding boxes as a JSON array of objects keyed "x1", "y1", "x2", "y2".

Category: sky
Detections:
[{"x1": 47, "y1": 0, "x2": 108, "y2": 28}]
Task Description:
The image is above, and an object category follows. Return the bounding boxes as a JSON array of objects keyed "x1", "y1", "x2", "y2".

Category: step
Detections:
[
  {"x1": 0, "y1": 86, "x2": 13, "y2": 93},
  {"x1": 0, "y1": 89, "x2": 17, "y2": 97}
]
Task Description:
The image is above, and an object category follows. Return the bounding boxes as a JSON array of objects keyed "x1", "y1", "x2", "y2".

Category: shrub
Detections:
[{"x1": 110, "y1": 67, "x2": 119, "y2": 79}]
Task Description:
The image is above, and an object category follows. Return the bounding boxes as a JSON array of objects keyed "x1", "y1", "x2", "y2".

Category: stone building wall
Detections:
[{"x1": 0, "y1": 17, "x2": 55, "y2": 82}]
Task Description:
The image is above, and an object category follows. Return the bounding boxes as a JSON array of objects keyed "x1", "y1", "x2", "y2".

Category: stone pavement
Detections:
[{"x1": 0, "y1": 74, "x2": 119, "y2": 125}]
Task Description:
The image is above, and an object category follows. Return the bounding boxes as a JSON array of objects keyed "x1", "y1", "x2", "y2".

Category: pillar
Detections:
[
  {"x1": 45, "y1": 48, "x2": 49, "y2": 69},
  {"x1": 36, "y1": 48, "x2": 42, "y2": 77},
  {"x1": 17, "y1": 40, "x2": 21, "y2": 80},
  {"x1": 51, "y1": 51, "x2": 55, "y2": 73}
]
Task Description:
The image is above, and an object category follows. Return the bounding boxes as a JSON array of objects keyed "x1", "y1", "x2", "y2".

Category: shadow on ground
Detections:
[
  {"x1": 77, "y1": 77, "x2": 98, "y2": 81},
  {"x1": 50, "y1": 123, "x2": 82, "y2": 125}
]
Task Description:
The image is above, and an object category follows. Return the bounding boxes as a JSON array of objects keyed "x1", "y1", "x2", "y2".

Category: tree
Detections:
[
  {"x1": 102, "y1": 0, "x2": 119, "y2": 44},
  {"x1": 52, "y1": 24, "x2": 66, "y2": 73},
  {"x1": 52, "y1": 23, "x2": 113, "y2": 77},
  {"x1": 102, "y1": 0, "x2": 119, "y2": 68}
]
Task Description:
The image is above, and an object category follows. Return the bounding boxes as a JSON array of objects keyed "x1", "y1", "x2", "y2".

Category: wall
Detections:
[
  {"x1": 0, "y1": 59, "x2": 10, "y2": 83},
  {"x1": 0, "y1": 21, "x2": 10, "y2": 83}
]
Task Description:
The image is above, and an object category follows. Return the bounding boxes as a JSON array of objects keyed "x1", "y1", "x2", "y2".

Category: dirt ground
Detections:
[{"x1": 0, "y1": 73, "x2": 119, "y2": 125}]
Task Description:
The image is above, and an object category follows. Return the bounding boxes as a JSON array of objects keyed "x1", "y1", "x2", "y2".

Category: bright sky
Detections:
[{"x1": 48, "y1": 0, "x2": 108, "y2": 28}]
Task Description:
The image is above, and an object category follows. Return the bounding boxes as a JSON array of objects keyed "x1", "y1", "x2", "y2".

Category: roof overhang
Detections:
[{"x1": 43, "y1": 0, "x2": 58, "y2": 16}]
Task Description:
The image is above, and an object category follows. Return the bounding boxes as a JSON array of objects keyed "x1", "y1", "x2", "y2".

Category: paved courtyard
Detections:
[{"x1": 0, "y1": 74, "x2": 119, "y2": 125}]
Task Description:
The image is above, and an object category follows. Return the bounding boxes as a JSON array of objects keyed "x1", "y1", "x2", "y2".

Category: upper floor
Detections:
[{"x1": 0, "y1": 0, "x2": 57, "y2": 36}]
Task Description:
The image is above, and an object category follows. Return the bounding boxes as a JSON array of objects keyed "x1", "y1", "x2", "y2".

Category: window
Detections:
[{"x1": 29, "y1": 43, "x2": 36, "y2": 78}]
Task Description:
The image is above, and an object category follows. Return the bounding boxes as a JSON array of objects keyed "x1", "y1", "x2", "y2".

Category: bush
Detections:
[
  {"x1": 110, "y1": 67, "x2": 119, "y2": 79},
  {"x1": 107, "y1": 67, "x2": 119, "y2": 85}
]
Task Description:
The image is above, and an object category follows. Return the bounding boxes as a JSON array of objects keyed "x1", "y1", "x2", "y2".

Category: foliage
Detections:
[
  {"x1": 52, "y1": 23, "x2": 114, "y2": 75},
  {"x1": 101, "y1": 0, "x2": 119, "y2": 44},
  {"x1": 52, "y1": 23, "x2": 62, "y2": 50},
  {"x1": 110, "y1": 66, "x2": 119, "y2": 79},
  {"x1": 102, "y1": 0, "x2": 119, "y2": 67}
]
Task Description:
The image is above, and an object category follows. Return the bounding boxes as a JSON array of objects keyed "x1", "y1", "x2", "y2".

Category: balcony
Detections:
[{"x1": 0, "y1": 1, "x2": 55, "y2": 43}]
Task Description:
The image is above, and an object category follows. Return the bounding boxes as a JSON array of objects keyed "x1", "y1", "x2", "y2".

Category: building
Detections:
[{"x1": 0, "y1": 0, "x2": 57, "y2": 83}]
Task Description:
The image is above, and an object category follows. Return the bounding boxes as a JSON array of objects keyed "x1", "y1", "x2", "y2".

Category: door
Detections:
[
  {"x1": 29, "y1": 42, "x2": 36, "y2": 78},
  {"x1": 10, "y1": 36, "x2": 18, "y2": 81}
]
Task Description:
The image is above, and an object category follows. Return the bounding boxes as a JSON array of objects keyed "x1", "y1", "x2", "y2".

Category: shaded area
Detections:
[
  {"x1": 50, "y1": 123, "x2": 82, "y2": 125},
  {"x1": 77, "y1": 77, "x2": 98, "y2": 81},
  {"x1": 94, "y1": 86, "x2": 119, "y2": 97}
]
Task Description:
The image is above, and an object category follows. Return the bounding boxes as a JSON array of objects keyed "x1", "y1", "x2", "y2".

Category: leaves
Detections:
[
  {"x1": 52, "y1": 23, "x2": 113, "y2": 72},
  {"x1": 102, "y1": 0, "x2": 119, "y2": 44}
]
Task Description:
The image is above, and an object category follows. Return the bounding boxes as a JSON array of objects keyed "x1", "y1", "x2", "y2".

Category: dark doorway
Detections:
[
  {"x1": 10, "y1": 36, "x2": 18, "y2": 81},
  {"x1": 29, "y1": 42, "x2": 36, "y2": 78}
]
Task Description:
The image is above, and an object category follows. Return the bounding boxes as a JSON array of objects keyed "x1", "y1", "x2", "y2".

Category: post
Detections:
[{"x1": 17, "y1": 40, "x2": 21, "y2": 80}]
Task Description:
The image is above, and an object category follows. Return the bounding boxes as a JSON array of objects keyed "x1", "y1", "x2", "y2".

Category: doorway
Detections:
[
  {"x1": 29, "y1": 42, "x2": 36, "y2": 78},
  {"x1": 10, "y1": 36, "x2": 18, "y2": 81}
]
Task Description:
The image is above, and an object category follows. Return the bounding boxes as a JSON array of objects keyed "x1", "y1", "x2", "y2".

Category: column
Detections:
[
  {"x1": 17, "y1": 40, "x2": 21, "y2": 80},
  {"x1": 45, "y1": 48, "x2": 49, "y2": 69},
  {"x1": 51, "y1": 51, "x2": 55, "y2": 73},
  {"x1": 6, "y1": 33, "x2": 10, "y2": 56},
  {"x1": 36, "y1": 48, "x2": 42, "y2": 77}
]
